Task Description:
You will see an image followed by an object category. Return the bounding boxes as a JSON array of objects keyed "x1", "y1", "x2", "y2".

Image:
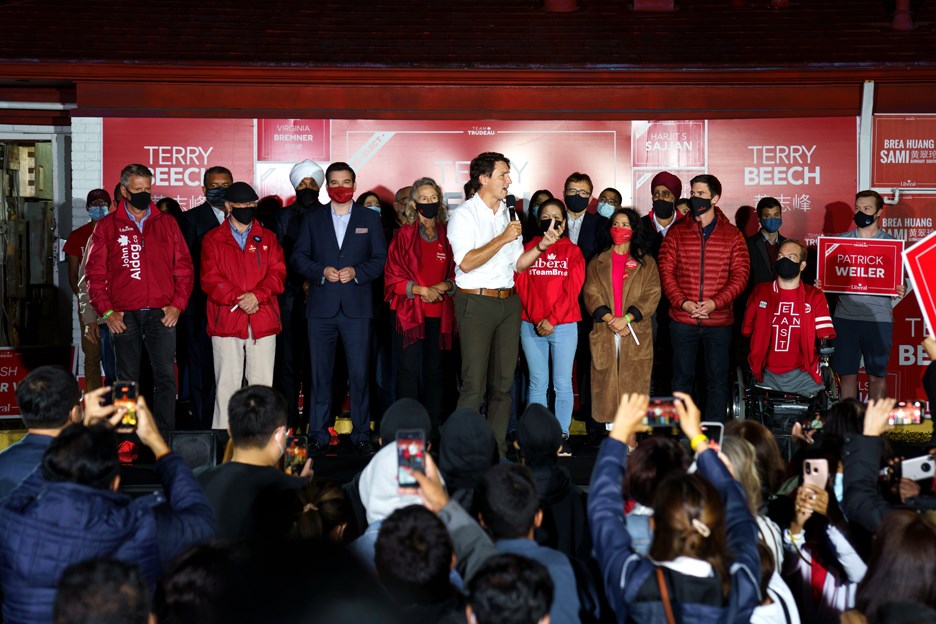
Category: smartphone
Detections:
[
  {"x1": 901, "y1": 455, "x2": 935, "y2": 482},
  {"x1": 701, "y1": 422, "x2": 724, "y2": 451},
  {"x1": 644, "y1": 397, "x2": 680, "y2": 428},
  {"x1": 888, "y1": 401, "x2": 924, "y2": 427},
  {"x1": 284, "y1": 435, "x2": 308, "y2": 475},
  {"x1": 397, "y1": 429, "x2": 426, "y2": 489},
  {"x1": 803, "y1": 458, "x2": 830, "y2": 490},
  {"x1": 112, "y1": 381, "x2": 137, "y2": 429}
]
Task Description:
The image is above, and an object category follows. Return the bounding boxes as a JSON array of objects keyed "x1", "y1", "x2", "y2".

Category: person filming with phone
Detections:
[
  {"x1": 742, "y1": 239, "x2": 836, "y2": 396},
  {"x1": 0, "y1": 393, "x2": 214, "y2": 624}
]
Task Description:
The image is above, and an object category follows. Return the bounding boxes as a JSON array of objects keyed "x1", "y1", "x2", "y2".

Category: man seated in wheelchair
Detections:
[{"x1": 742, "y1": 239, "x2": 836, "y2": 397}]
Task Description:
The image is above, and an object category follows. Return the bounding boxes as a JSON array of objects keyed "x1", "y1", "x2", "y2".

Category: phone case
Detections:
[
  {"x1": 803, "y1": 459, "x2": 829, "y2": 489},
  {"x1": 902, "y1": 455, "x2": 935, "y2": 481}
]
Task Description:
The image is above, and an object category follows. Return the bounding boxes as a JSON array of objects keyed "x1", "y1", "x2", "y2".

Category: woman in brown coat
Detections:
[{"x1": 584, "y1": 207, "x2": 661, "y2": 423}]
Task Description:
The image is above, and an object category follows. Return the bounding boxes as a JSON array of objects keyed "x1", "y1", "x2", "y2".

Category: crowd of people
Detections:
[
  {"x1": 0, "y1": 359, "x2": 933, "y2": 623},
  {"x1": 3, "y1": 149, "x2": 928, "y2": 622}
]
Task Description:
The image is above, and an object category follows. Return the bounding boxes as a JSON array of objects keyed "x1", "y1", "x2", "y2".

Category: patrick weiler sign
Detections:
[{"x1": 818, "y1": 236, "x2": 905, "y2": 297}]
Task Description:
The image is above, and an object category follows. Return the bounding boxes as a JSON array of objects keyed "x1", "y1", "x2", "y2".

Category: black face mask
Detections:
[
  {"x1": 416, "y1": 201, "x2": 440, "y2": 219},
  {"x1": 538, "y1": 218, "x2": 556, "y2": 235},
  {"x1": 689, "y1": 196, "x2": 712, "y2": 218},
  {"x1": 205, "y1": 187, "x2": 227, "y2": 209},
  {"x1": 775, "y1": 257, "x2": 801, "y2": 280},
  {"x1": 295, "y1": 188, "x2": 319, "y2": 209},
  {"x1": 854, "y1": 210, "x2": 876, "y2": 228},
  {"x1": 565, "y1": 194, "x2": 589, "y2": 213},
  {"x1": 127, "y1": 191, "x2": 151, "y2": 211},
  {"x1": 231, "y1": 207, "x2": 256, "y2": 225},
  {"x1": 653, "y1": 199, "x2": 675, "y2": 220}
]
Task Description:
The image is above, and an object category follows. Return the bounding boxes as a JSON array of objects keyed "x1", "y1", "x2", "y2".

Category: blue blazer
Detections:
[{"x1": 291, "y1": 202, "x2": 387, "y2": 319}]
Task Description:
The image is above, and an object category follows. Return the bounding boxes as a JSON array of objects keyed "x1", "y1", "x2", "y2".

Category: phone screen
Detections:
[
  {"x1": 644, "y1": 397, "x2": 680, "y2": 428},
  {"x1": 284, "y1": 436, "x2": 307, "y2": 475},
  {"x1": 888, "y1": 401, "x2": 923, "y2": 427},
  {"x1": 397, "y1": 430, "x2": 426, "y2": 488},
  {"x1": 112, "y1": 381, "x2": 137, "y2": 429},
  {"x1": 701, "y1": 422, "x2": 724, "y2": 451}
]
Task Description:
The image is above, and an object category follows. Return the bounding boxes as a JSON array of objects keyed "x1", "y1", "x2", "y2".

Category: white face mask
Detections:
[{"x1": 833, "y1": 472, "x2": 844, "y2": 503}]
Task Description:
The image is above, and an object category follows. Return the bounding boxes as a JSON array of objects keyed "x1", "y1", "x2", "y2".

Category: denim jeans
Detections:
[
  {"x1": 520, "y1": 321, "x2": 578, "y2": 435},
  {"x1": 99, "y1": 323, "x2": 116, "y2": 385},
  {"x1": 670, "y1": 322, "x2": 732, "y2": 422},
  {"x1": 111, "y1": 309, "x2": 177, "y2": 435}
]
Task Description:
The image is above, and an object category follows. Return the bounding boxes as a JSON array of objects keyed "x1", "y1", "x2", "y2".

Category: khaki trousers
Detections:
[{"x1": 211, "y1": 329, "x2": 276, "y2": 429}]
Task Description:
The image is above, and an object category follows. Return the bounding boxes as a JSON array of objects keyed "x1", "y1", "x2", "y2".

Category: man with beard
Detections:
[{"x1": 273, "y1": 159, "x2": 325, "y2": 430}]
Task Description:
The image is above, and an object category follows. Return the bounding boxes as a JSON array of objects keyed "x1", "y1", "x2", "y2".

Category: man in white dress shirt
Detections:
[{"x1": 448, "y1": 152, "x2": 559, "y2": 456}]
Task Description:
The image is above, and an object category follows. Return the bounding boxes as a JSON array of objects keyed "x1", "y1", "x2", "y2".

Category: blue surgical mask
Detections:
[
  {"x1": 833, "y1": 472, "x2": 844, "y2": 503},
  {"x1": 89, "y1": 206, "x2": 108, "y2": 221},
  {"x1": 761, "y1": 217, "x2": 782, "y2": 234},
  {"x1": 366, "y1": 205, "x2": 381, "y2": 214},
  {"x1": 597, "y1": 202, "x2": 615, "y2": 219},
  {"x1": 531, "y1": 204, "x2": 541, "y2": 219}
]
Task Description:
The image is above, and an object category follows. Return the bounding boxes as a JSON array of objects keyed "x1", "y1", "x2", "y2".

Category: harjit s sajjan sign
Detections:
[{"x1": 818, "y1": 236, "x2": 905, "y2": 297}]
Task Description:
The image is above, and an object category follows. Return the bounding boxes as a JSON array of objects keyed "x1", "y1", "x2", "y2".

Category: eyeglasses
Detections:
[
  {"x1": 565, "y1": 189, "x2": 591, "y2": 198},
  {"x1": 600, "y1": 197, "x2": 621, "y2": 207}
]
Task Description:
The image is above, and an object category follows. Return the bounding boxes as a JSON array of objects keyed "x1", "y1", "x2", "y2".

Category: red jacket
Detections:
[
  {"x1": 742, "y1": 280, "x2": 836, "y2": 384},
  {"x1": 658, "y1": 207, "x2": 750, "y2": 327},
  {"x1": 86, "y1": 201, "x2": 194, "y2": 315},
  {"x1": 515, "y1": 237, "x2": 585, "y2": 326},
  {"x1": 200, "y1": 220, "x2": 286, "y2": 340}
]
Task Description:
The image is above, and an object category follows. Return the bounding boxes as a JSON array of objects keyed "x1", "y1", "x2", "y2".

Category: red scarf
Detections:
[{"x1": 384, "y1": 222, "x2": 456, "y2": 350}]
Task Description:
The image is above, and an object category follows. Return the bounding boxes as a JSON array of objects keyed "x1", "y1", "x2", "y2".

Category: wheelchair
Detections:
[{"x1": 730, "y1": 341, "x2": 840, "y2": 458}]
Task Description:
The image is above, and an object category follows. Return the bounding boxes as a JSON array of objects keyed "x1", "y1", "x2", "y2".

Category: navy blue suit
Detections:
[{"x1": 292, "y1": 202, "x2": 387, "y2": 444}]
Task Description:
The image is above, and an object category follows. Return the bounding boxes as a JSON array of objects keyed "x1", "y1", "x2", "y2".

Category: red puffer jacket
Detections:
[
  {"x1": 201, "y1": 220, "x2": 286, "y2": 339},
  {"x1": 86, "y1": 201, "x2": 194, "y2": 315},
  {"x1": 658, "y1": 207, "x2": 750, "y2": 327}
]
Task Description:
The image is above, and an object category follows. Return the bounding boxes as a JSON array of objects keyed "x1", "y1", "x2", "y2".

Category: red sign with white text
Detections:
[
  {"x1": 903, "y1": 229, "x2": 936, "y2": 337},
  {"x1": 631, "y1": 120, "x2": 706, "y2": 169},
  {"x1": 707, "y1": 117, "x2": 858, "y2": 246},
  {"x1": 328, "y1": 119, "x2": 632, "y2": 212},
  {"x1": 257, "y1": 119, "x2": 330, "y2": 162},
  {"x1": 872, "y1": 116, "x2": 936, "y2": 188},
  {"x1": 818, "y1": 236, "x2": 905, "y2": 296},
  {"x1": 102, "y1": 118, "x2": 255, "y2": 211}
]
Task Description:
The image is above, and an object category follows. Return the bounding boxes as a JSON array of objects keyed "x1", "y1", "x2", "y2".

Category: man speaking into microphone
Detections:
[{"x1": 448, "y1": 152, "x2": 561, "y2": 456}]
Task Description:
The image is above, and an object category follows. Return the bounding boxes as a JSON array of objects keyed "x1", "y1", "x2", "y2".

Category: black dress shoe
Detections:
[
  {"x1": 354, "y1": 441, "x2": 375, "y2": 456},
  {"x1": 308, "y1": 440, "x2": 326, "y2": 457}
]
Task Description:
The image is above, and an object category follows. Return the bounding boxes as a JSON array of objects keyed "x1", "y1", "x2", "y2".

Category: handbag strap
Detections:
[{"x1": 655, "y1": 566, "x2": 677, "y2": 624}]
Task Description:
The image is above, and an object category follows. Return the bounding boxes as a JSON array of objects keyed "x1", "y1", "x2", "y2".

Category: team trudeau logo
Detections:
[{"x1": 118, "y1": 233, "x2": 143, "y2": 281}]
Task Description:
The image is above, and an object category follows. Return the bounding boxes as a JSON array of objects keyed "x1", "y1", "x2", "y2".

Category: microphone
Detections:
[{"x1": 506, "y1": 194, "x2": 517, "y2": 221}]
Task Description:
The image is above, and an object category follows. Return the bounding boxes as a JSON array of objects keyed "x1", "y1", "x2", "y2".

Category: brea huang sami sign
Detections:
[{"x1": 817, "y1": 236, "x2": 905, "y2": 296}]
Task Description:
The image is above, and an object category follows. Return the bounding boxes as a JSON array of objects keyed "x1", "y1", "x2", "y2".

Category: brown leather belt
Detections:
[{"x1": 457, "y1": 287, "x2": 516, "y2": 299}]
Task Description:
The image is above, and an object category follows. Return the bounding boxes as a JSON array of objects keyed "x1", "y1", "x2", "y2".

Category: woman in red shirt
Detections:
[
  {"x1": 583, "y1": 208, "x2": 661, "y2": 427},
  {"x1": 515, "y1": 198, "x2": 586, "y2": 454},
  {"x1": 384, "y1": 177, "x2": 456, "y2": 438}
]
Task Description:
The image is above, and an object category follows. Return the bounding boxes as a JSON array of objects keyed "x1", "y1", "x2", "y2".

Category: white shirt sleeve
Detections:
[{"x1": 446, "y1": 206, "x2": 473, "y2": 268}]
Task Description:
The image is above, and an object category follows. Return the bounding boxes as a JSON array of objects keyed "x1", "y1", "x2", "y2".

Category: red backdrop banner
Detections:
[
  {"x1": 102, "y1": 118, "x2": 255, "y2": 211},
  {"x1": 328, "y1": 119, "x2": 633, "y2": 212},
  {"x1": 872, "y1": 116, "x2": 936, "y2": 188},
  {"x1": 257, "y1": 119, "x2": 330, "y2": 163},
  {"x1": 707, "y1": 117, "x2": 859, "y2": 246}
]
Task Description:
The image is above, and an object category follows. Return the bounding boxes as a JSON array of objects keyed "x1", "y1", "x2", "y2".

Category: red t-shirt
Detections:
[
  {"x1": 63, "y1": 221, "x2": 96, "y2": 258},
  {"x1": 612, "y1": 251, "x2": 629, "y2": 317},
  {"x1": 418, "y1": 235, "x2": 448, "y2": 318},
  {"x1": 765, "y1": 287, "x2": 802, "y2": 375}
]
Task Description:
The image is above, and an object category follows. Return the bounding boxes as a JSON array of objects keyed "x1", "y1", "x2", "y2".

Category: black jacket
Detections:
[
  {"x1": 746, "y1": 231, "x2": 786, "y2": 287},
  {"x1": 182, "y1": 202, "x2": 224, "y2": 315},
  {"x1": 575, "y1": 211, "x2": 610, "y2": 264}
]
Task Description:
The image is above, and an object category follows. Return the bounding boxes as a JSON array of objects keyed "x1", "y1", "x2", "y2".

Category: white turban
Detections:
[{"x1": 288, "y1": 159, "x2": 325, "y2": 190}]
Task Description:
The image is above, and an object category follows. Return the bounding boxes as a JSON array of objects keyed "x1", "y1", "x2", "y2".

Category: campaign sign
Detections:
[
  {"x1": 818, "y1": 236, "x2": 905, "y2": 296},
  {"x1": 903, "y1": 229, "x2": 936, "y2": 337}
]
